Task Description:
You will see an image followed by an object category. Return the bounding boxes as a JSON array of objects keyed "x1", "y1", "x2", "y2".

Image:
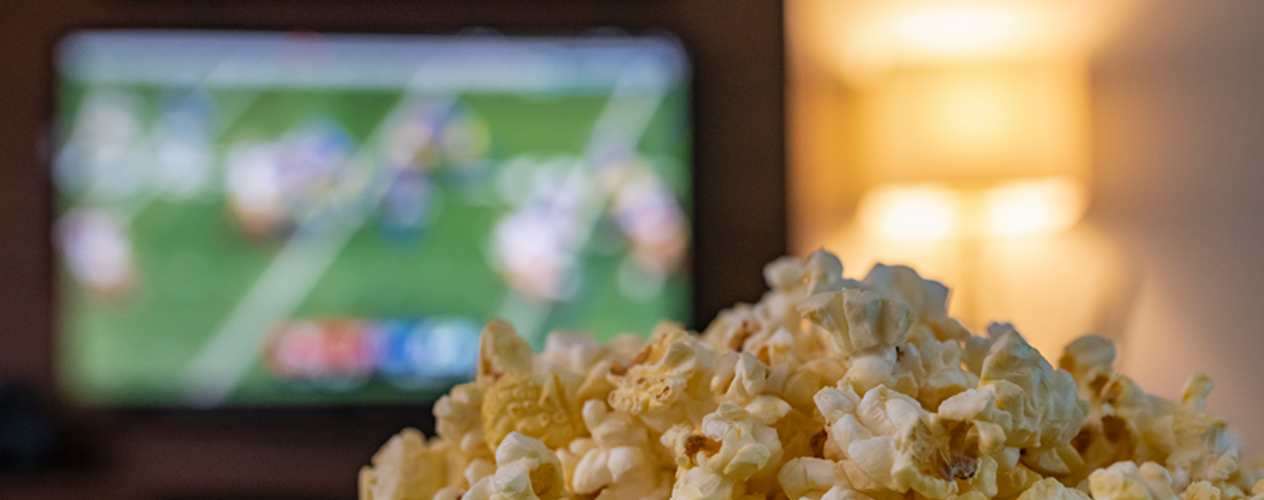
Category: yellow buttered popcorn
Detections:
[
  {"x1": 478, "y1": 320, "x2": 586, "y2": 451},
  {"x1": 359, "y1": 250, "x2": 1262, "y2": 500}
]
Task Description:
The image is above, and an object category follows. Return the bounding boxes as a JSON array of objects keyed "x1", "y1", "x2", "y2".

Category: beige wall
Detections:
[
  {"x1": 788, "y1": 0, "x2": 1264, "y2": 456},
  {"x1": 1091, "y1": 0, "x2": 1264, "y2": 454}
]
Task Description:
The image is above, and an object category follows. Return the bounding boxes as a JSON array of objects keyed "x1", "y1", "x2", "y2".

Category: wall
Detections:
[
  {"x1": 1091, "y1": 0, "x2": 1264, "y2": 454},
  {"x1": 787, "y1": 0, "x2": 1264, "y2": 457}
]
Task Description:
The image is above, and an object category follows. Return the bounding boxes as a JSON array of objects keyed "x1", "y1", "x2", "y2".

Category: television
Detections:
[{"x1": 52, "y1": 30, "x2": 692, "y2": 409}]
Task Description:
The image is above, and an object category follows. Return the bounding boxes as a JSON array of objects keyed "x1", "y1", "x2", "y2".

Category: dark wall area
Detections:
[{"x1": 0, "y1": 1, "x2": 785, "y2": 498}]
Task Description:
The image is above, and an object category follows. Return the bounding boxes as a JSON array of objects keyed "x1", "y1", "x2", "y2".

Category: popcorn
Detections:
[
  {"x1": 779, "y1": 457, "x2": 850, "y2": 500},
  {"x1": 781, "y1": 356, "x2": 848, "y2": 412},
  {"x1": 1057, "y1": 336, "x2": 1116, "y2": 402},
  {"x1": 798, "y1": 289, "x2": 911, "y2": 358},
  {"x1": 479, "y1": 318, "x2": 535, "y2": 384},
  {"x1": 975, "y1": 327, "x2": 1088, "y2": 477},
  {"x1": 537, "y1": 330, "x2": 611, "y2": 378},
  {"x1": 934, "y1": 389, "x2": 1011, "y2": 497},
  {"x1": 536, "y1": 330, "x2": 631, "y2": 415},
  {"x1": 702, "y1": 304, "x2": 767, "y2": 355},
  {"x1": 435, "y1": 382, "x2": 491, "y2": 459},
  {"x1": 669, "y1": 402, "x2": 785, "y2": 500},
  {"x1": 482, "y1": 368, "x2": 583, "y2": 452},
  {"x1": 1017, "y1": 478, "x2": 1091, "y2": 500},
  {"x1": 1166, "y1": 376, "x2": 1239, "y2": 488},
  {"x1": 608, "y1": 322, "x2": 718, "y2": 433},
  {"x1": 709, "y1": 249, "x2": 854, "y2": 362},
  {"x1": 813, "y1": 384, "x2": 965, "y2": 500},
  {"x1": 1182, "y1": 481, "x2": 1221, "y2": 500},
  {"x1": 432, "y1": 488, "x2": 464, "y2": 500},
  {"x1": 861, "y1": 264, "x2": 969, "y2": 343},
  {"x1": 799, "y1": 289, "x2": 916, "y2": 396},
  {"x1": 562, "y1": 400, "x2": 669, "y2": 500},
  {"x1": 464, "y1": 432, "x2": 566, "y2": 500},
  {"x1": 1061, "y1": 342, "x2": 1242, "y2": 494},
  {"x1": 357, "y1": 249, "x2": 1261, "y2": 500},
  {"x1": 901, "y1": 324, "x2": 977, "y2": 410},
  {"x1": 479, "y1": 321, "x2": 585, "y2": 451},
  {"x1": 1088, "y1": 461, "x2": 1180, "y2": 500},
  {"x1": 712, "y1": 352, "x2": 768, "y2": 406},
  {"x1": 764, "y1": 249, "x2": 852, "y2": 299},
  {"x1": 360, "y1": 428, "x2": 449, "y2": 500}
]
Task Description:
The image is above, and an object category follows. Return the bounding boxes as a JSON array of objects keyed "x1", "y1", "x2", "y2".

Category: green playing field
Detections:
[{"x1": 57, "y1": 84, "x2": 691, "y2": 407}]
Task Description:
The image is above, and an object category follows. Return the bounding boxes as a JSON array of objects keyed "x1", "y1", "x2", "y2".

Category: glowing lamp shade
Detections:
[
  {"x1": 786, "y1": 0, "x2": 1140, "y2": 348},
  {"x1": 795, "y1": 0, "x2": 1130, "y2": 241},
  {"x1": 984, "y1": 177, "x2": 1086, "y2": 236},
  {"x1": 853, "y1": 63, "x2": 1091, "y2": 240},
  {"x1": 891, "y1": 6, "x2": 1023, "y2": 57},
  {"x1": 858, "y1": 184, "x2": 959, "y2": 241},
  {"x1": 858, "y1": 64, "x2": 1089, "y2": 185},
  {"x1": 806, "y1": 0, "x2": 1142, "y2": 84},
  {"x1": 859, "y1": 177, "x2": 1086, "y2": 240}
]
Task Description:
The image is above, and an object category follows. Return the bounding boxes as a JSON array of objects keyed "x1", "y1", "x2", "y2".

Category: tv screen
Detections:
[{"x1": 52, "y1": 30, "x2": 691, "y2": 408}]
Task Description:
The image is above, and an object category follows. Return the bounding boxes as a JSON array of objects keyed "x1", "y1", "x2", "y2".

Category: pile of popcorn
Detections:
[{"x1": 359, "y1": 250, "x2": 1263, "y2": 500}]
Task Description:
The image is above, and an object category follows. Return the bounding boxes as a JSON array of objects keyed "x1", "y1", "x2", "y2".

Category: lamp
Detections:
[
  {"x1": 786, "y1": 0, "x2": 1141, "y2": 351},
  {"x1": 797, "y1": 0, "x2": 1138, "y2": 240}
]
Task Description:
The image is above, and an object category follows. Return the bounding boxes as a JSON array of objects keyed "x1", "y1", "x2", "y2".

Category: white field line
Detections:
[
  {"x1": 180, "y1": 97, "x2": 420, "y2": 407},
  {"x1": 493, "y1": 57, "x2": 670, "y2": 346},
  {"x1": 185, "y1": 56, "x2": 673, "y2": 403}
]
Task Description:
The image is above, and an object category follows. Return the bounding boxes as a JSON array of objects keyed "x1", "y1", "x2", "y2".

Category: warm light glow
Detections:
[
  {"x1": 892, "y1": 6, "x2": 1022, "y2": 57},
  {"x1": 791, "y1": 0, "x2": 1143, "y2": 85},
  {"x1": 858, "y1": 177, "x2": 1087, "y2": 241},
  {"x1": 859, "y1": 184, "x2": 958, "y2": 241},
  {"x1": 822, "y1": 221, "x2": 1128, "y2": 356},
  {"x1": 787, "y1": 0, "x2": 1141, "y2": 376},
  {"x1": 985, "y1": 177, "x2": 1086, "y2": 236},
  {"x1": 859, "y1": 64, "x2": 1089, "y2": 184}
]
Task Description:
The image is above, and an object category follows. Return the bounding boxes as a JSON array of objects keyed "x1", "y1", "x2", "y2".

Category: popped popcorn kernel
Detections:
[
  {"x1": 779, "y1": 457, "x2": 850, "y2": 500},
  {"x1": 1089, "y1": 461, "x2": 1180, "y2": 500},
  {"x1": 566, "y1": 400, "x2": 667, "y2": 500},
  {"x1": 1057, "y1": 336, "x2": 1116, "y2": 402},
  {"x1": 764, "y1": 249, "x2": 851, "y2": 299},
  {"x1": 479, "y1": 318, "x2": 535, "y2": 383},
  {"x1": 359, "y1": 428, "x2": 449, "y2": 500},
  {"x1": 482, "y1": 370, "x2": 584, "y2": 451},
  {"x1": 608, "y1": 322, "x2": 718, "y2": 433},
  {"x1": 1182, "y1": 481, "x2": 1221, "y2": 500},
  {"x1": 1017, "y1": 478, "x2": 1091, "y2": 500},
  {"x1": 861, "y1": 264, "x2": 966, "y2": 343},
  {"x1": 815, "y1": 384, "x2": 958, "y2": 500},
  {"x1": 464, "y1": 432, "x2": 566, "y2": 500},
  {"x1": 355, "y1": 249, "x2": 1262, "y2": 500},
  {"x1": 436, "y1": 382, "x2": 491, "y2": 460},
  {"x1": 975, "y1": 326, "x2": 1088, "y2": 479},
  {"x1": 712, "y1": 352, "x2": 768, "y2": 406}
]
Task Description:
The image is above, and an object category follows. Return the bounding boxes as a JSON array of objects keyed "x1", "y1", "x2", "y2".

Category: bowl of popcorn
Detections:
[{"x1": 359, "y1": 250, "x2": 1261, "y2": 500}]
